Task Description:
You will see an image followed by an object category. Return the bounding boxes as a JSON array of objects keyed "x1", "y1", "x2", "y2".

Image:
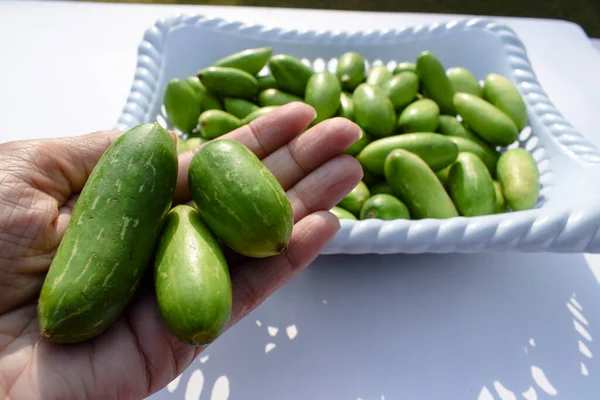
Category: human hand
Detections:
[{"x1": 0, "y1": 102, "x2": 362, "y2": 400}]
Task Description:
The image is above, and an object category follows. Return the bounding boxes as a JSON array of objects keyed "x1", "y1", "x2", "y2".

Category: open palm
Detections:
[{"x1": 0, "y1": 103, "x2": 362, "y2": 400}]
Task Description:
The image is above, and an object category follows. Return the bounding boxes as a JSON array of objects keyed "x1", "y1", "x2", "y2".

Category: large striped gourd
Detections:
[{"x1": 38, "y1": 123, "x2": 178, "y2": 343}]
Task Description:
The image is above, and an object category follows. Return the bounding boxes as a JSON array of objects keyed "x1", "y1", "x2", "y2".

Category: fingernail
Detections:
[
  {"x1": 351, "y1": 123, "x2": 363, "y2": 141},
  {"x1": 308, "y1": 105, "x2": 317, "y2": 121},
  {"x1": 168, "y1": 130, "x2": 178, "y2": 144}
]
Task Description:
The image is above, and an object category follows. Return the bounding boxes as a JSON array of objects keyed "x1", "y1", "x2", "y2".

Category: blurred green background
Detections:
[{"x1": 84, "y1": 0, "x2": 600, "y2": 37}]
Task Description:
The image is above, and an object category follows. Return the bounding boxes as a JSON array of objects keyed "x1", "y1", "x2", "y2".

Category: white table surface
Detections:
[{"x1": 2, "y1": 1, "x2": 600, "y2": 399}]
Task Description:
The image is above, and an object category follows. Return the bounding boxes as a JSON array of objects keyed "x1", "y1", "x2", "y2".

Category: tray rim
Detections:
[{"x1": 113, "y1": 13, "x2": 600, "y2": 254}]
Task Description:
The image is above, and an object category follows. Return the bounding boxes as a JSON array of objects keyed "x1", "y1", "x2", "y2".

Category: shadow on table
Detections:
[{"x1": 154, "y1": 252, "x2": 599, "y2": 400}]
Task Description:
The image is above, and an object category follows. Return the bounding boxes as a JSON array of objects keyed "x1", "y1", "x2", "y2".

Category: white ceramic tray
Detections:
[{"x1": 115, "y1": 14, "x2": 600, "y2": 255}]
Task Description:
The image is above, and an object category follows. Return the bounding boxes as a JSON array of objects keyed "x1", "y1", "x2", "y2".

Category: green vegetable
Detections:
[
  {"x1": 446, "y1": 136, "x2": 500, "y2": 177},
  {"x1": 337, "y1": 181, "x2": 370, "y2": 217},
  {"x1": 357, "y1": 133, "x2": 458, "y2": 175},
  {"x1": 38, "y1": 123, "x2": 178, "y2": 343},
  {"x1": 186, "y1": 137, "x2": 206, "y2": 149},
  {"x1": 269, "y1": 54, "x2": 314, "y2": 96},
  {"x1": 435, "y1": 164, "x2": 453, "y2": 187},
  {"x1": 493, "y1": 180, "x2": 507, "y2": 213},
  {"x1": 337, "y1": 91, "x2": 354, "y2": 120},
  {"x1": 344, "y1": 128, "x2": 371, "y2": 157},
  {"x1": 186, "y1": 77, "x2": 223, "y2": 112},
  {"x1": 154, "y1": 205, "x2": 232, "y2": 346},
  {"x1": 447, "y1": 152, "x2": 496, "y2": 216},
  {"x1": 496, "y1": 148, "x2": 540, "y2": 211},
  {"x1": 212, "y1": 47, "x2": 272, "y2": 75},
  {"x1": 240, "y1": 106, "x2": 280, "y2": 125},
  {"x1": 384, "y1": 148, "x2": 459, "y2": 219},
  {"x1": 164, "y1": 78, "x2": 202, "y2": 133},
  {"x1": 224, "y1": 98, "x2": 259, "y2": 119},
  {"x1": 397, "y1": 98, "x2": 440, "y2": 133},
  {"x1": 305, "y1": 72, "x2": 342, "y2": 124},
  {"x1": 437, "y1": 114, "x2": 496, "y2": 150},
  {"x1": 352, "y1": 83, "x2": 396, "y2": 137},
  {"x1": 197, "y1": 66, "x2": 259, "y2": 99},
  {"x1": 176, "y1": 139, "x2": 190, "y2": 154},
  {"x1": 416, "y1": 51, "x2": 456, "y2": 115},
  {"x1": 394, "y1": 62, "x2": 417, "y2": 75},
  {"x1": 483, "y1": 73, "x2": 528, "y2": 131},
  {"x1": 360, "y1": 194, "x2": 411, "y2": 220},
  {"x1": 258, "y1": 88, "x2": 303, "y2": 107},
  {"x1": 362, "y1": 166, "x2": 382, "y2": 187},
  {"x1": 188, "y1": 139, "x2": 293, "y2": 257},
  {"x1": 454, "y1": 92, "x2": 519, "y2": 146},
  {"x1": 447, "y1": 67, "x2": 482, "y2": 97},
  {"x1": 177, "y1": 137, "x2": 207, "y2": 154},
  {"x1": 366, "y1": 65, "x2": 393, "y2": 87},
  {"x1": 257, "y1": 73, "x2": 278, "y2": 90},
  {"x1": 336, "y1": 51, "x2": 366, "y2": 91},
  {"x1": 330, "y1": 206, "x2": 357, "y2": 220},
  {"x1": 383, "y1": 71, "x2": 420, "y2": 110},
  {"x1": 198, "y1": 110, "x2": 241, "y2": 140},
  {"x1": 369, "y1": 182, "x2": 394, "y2": 196}
]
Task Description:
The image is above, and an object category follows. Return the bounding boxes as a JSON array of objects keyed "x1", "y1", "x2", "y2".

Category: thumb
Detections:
[{"x1": 30, "y1": 128, "x2": 178, "y2": 202}]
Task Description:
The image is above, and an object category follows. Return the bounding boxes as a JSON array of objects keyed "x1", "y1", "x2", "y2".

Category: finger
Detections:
[
  {"x1": 261, "y1": 117, "x2": 362, "y2": 190},
  {"x1": 7, "y1": 130, "x2": 121, "y2": 203},
  {"x1": 53, "y1": 194, "x2": 80, "y2": 235},
  {"x1": 173, "y1": 102, "x2": 316, "y2": 204},
  {"x1": 223, "y1": 102, "x2": 317, "y2": 158},
  {"x1": 287, "y1": 154, "x2": 363, "y2": 223},
  {"x1": 227, "y1": 211, "x2": 340, "y2": 326}
]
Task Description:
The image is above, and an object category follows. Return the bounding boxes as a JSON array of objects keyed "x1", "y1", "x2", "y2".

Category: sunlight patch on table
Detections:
[
  {"x1": 566, "y1": 302, "x2": 589, "y2": 326},
  {"x1": 477, "y1": 385, "x2": 494, "y2": 400},
  {"x1": 581, "y1": 362, "x2": 589, "y2": 376},
  {"x1": 265, "y1": 342, "x2": 276, "y2": 353},
  {"x1": 167, "y1": 375, "x2": 182, "y2": 393},
  {"x1": 185, "y1": 370, "x2": 205, "y2": 400},
  {"x1": 531, "y1": 366, "x2": 557, "y2": 396},
  {"x1": 578, "y1": 340, "x2": 593, "y2": 358},
  {"x1": 210, "y1": 375, "x2": 230, "y2": 400},
  {"x1": 493, "y1": 380, "x2": 517, "y2": 400},
  {"x1": 574, "y1": 319, "x2": 592, "y2": 341},
  {"x1": 582, "y1": 254, "x2": 600, "y2": 284},
  {"x1": 286, "y1": 324, "x2": 298, "y2": 340},
  {"x1": 522, "y1": 386, "x2": 537, "y2": 400}
]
